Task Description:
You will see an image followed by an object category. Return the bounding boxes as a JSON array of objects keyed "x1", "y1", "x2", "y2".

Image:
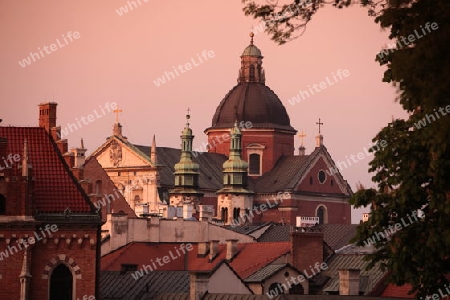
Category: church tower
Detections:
[
  {"x1": 169, "y1": 111, "x2": 203, "y2": 212},
  {"x1": 216, "y1": 121, "x2": 253, "y2": 225},
  {"x1": 205, "y1": 33, "x2": 297, "y2": 177}
]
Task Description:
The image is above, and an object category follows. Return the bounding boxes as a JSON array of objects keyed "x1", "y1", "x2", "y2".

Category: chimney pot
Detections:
[{"x1": 226, "y1": 239, "x2": 238, "y2": 261}]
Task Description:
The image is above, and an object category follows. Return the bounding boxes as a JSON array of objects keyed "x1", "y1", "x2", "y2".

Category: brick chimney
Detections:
[
  {"x1": 38, "y1": 102, "x2": 68, "y2": 154},
  {"x1": 38, "y1": 102, "x2": 57, "y2": 132},
  {"x1": 290, "y1": 230, "x2": 324, "y2": 272},
  {"x1": 339, "y1": 269, "x2": 360, "y2": 295}
]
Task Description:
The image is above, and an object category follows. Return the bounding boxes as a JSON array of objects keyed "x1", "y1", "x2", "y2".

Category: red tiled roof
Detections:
[
  {"x1": 101, "y1": 242, "x2": 187, "y2": 271},
  {"x1": 187, "y1": 242, "x2": 291, "y2": 278},
  {"x1": 101, "y1": 241, "x2": 291, "y2": 280},
  {"x1": 381, "y1": 284, "x2": 416, "y2": 299},
  {"x1": 0, "y1": 127, "x2": 93, "y2": 213}
]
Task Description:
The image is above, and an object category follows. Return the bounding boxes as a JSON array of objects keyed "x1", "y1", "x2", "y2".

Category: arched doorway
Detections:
[
  {"x1": 50, "y1": 264, "x2": 73, "y2": 300},
  {"x1": 289, "y1": 283, "x2": 305, "y2": 294}
]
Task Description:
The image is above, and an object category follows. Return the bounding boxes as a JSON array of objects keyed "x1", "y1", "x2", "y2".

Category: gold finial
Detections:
[
  {"x1": 316, "y1": 118, "x2": 324, "y2": 135},
  {"x1": 186, "y1": 107, "x2": 191, "y2": 126},
  {"x1": 113, "y1": 106, "x2": 123, "y2": 123},
  {"x1": 298, "y1": 130, "x2": 306, "y2": 146},
  {"x1": 250, "y1": 31, "x2": 254, "y2": 45}
]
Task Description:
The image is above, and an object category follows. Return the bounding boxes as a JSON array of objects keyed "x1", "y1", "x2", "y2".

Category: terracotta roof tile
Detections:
[
  {"x1": 102, "y1": 241, "x2": 291, "y2": 280},
  {"x1": 187, "y1": 242, "x2": 291, "y2": 279},
  {"x1": 101, "y1": 242, "x2": 188, "y2": 271},
  {"x1": 0, "y1": 127, "x2": 93, "y2": 213}
]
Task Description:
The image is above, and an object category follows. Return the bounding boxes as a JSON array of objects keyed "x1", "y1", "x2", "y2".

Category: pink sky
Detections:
[{"x1": 0, "y1": 0, "x2": 407, "y2": 223}]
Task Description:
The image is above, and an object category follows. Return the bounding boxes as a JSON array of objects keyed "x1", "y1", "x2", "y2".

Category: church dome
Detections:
[
  {"x1": 207, "y1": 33, "x2": 295, "y2": 133},
  {"x1": 210, "y1": 82, "x2": 295, "y2": 131},
  {"x1": 242, "y1": 44, "x2": 262, "y2": 57}
]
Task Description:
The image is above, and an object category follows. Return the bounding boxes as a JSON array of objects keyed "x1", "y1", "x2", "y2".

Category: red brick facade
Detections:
[
  {"x1": 207, "y1": 129, "x2": 295, "y2": 175},
  {"x1": 0, "y1": 123, "x2": 102, "y2": 299}
]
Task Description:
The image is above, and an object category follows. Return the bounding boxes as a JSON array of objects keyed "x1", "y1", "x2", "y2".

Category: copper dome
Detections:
[{"x1": 208, "y1": 82, "x2": 295, "y2": 132}]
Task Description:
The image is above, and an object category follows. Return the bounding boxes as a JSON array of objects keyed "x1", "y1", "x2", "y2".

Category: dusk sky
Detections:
[{"x1": 0, "y1": 1, "x2": 408, "y2": 223}]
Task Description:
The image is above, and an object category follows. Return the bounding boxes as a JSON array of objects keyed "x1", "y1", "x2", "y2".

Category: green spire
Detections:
[
  {"x1": 219, "y1": 121, "x2": 253, "y2": 194},
  {"x1": 173, "y1": 110, "x2": 200, "y2": 190}
]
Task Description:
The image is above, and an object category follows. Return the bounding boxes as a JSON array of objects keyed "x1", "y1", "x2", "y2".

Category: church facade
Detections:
[{"x1": 90, "y1": 34, "x2": 353, "y2": 226}]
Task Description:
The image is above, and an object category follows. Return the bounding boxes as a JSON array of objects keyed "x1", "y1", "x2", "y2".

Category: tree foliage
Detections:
[{"x1": 242, "y1": 0, "x2": 450, "y2": 297}]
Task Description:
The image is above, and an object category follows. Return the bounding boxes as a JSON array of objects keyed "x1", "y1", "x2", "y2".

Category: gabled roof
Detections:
[
  {"x1": 321, "y1": 254, "x2": 386, "y2": 295},
  {"x1": 134, "y1": 145, "x2": 227, "y2": 191},
  {"x1": 315, "y1": 224, "x2": 358, "y2": 251},
  {"x1": 223, "y1": 223, "x2": 270, "y2": 236},
  {"x1": 101, "y1": 242, "x2": 187, "y2": 271},
  {"x1": 0, "y1": 127, "x2": 95, "y2": 213},
  {"x1": 257, "y1": 224, "x2": 291, "y2": 243},
  {"x1": 257, "y1": 224, "x2": 358, "y2": 251},
  {"x1": 90, "y1": 135, "x2": 154, "y2": 167},
  {"x1": 100, "y1": 270, "x2": 189, "y2": 300},
  {"x1": 101, "y1": 241, "x2": 291, "y2": 281},
  {"x1": 244, "y1": 263, "x2": 289, "y2": 282},
  {"x1": 254, "y1": 155, "x2": 310, "y2": 193},
  {"x1": 188, "y1": 242, "x2": 291, "y2": 279},
  {"x1": 253, "y1": 146, "x2": 352, "y2": 195}
]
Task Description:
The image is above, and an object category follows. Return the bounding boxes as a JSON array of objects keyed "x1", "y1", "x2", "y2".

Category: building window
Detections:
[
  {"x1": 121, "y1": 264, "x2": 138, "y2": 273},
  {"x1": 49, "y1": 264, "x2": 73, "y2": 300},
  {"x1": 249, "y1": 153, "x2": 261, "y2": 175},
  {"x1": 331, "y1": 179, "x2": 334, "y2": 186},
  {"x1": 289, "y1": 283, "x2": 305, "y2": 295},
  {"x1": 309, "y1": 176, "x2": 313, "y2": 185},
  {"x1": 118, "y1": 172, "x2": 121, "y2": 176},
  {"x1": 221, "y1": 207, "x2": 228, "y2": 223},
  {"x1": 268, "y1": 283, "x2": 285, "y2": 295},
  {"x1": 316, "y1": 205, "x2": 328, "y2": 224},
  {"x1": 233, "y1": 207, "x2": 240, "y2": 221},
  {"x1": 318, "y1": 170, "x2": 326, "y2": 184},
  {"x1": 95, "y1": 180, "x2": 102, "y2": 195},
  {"x1": 0, "y1": 194, "x2": 5, "y2": 215}
]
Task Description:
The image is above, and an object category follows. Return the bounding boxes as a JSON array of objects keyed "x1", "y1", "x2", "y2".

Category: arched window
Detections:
[
  {"x1": 289, "y1": 283, "x2": 305, "y2": 295},
  {"x1": 316, "y1": 205, "x2": 328, "y2": 224},
  {"x1": 249, "y1": 64, "x2": 255, "y2": 80},
  {"x1": 50, "y1": 264, "x2": 73, "y2": 300},
  {"x1": 221, "y1": 207, "x2": 228, "y2": 223},
  {"x1": 233, "y1": 207, "x2": 240, "y2": 221},
  {"x1": 0, "y1": 194, "x2": 5, "y2": 215},
  {"x1": 249, "y1": 153, "x2": 261, "y2": 175},
  {"x1": 268, "y1": 282, "x2": 285, "y2": 295}
]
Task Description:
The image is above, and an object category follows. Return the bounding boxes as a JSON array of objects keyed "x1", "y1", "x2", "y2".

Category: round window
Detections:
[{"x1": 318, "y1": 170, "x2": 326, "y2": 184}]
